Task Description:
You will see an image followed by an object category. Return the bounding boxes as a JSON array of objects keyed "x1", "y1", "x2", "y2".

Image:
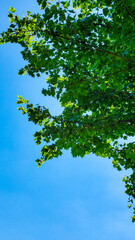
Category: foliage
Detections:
[{"x1": 0, "y1": 0, "x2": 135, "y2": 221}]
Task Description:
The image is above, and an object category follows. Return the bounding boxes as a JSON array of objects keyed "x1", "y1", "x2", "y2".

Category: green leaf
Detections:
[
  {"x1": 9, "y1": 7, "x2": 16, "y2": 13},
  {"x1": 103, "y1": 8, "x2": 109, "y2": 16}
]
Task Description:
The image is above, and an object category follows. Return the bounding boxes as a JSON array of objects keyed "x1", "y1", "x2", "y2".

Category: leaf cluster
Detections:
[{"x1": 1, "y1": 0, "x2": 135, "y2": 221}]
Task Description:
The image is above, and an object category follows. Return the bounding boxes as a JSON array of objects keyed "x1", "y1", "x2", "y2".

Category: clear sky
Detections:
[{"x1": 0, "y1": 1, "x2": 135, "y2": 239}]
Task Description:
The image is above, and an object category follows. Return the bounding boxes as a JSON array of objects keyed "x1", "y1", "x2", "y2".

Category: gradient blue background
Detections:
[{"x1": 0, "y1": 1, "x2": 135, "y2": 239}]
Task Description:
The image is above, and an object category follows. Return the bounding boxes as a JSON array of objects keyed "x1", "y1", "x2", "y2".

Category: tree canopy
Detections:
[{"x1": 0, "y1": 0, "x2": 135, "y2": 221}]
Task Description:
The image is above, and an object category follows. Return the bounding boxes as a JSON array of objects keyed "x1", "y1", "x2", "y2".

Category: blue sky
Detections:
[{"x1": 0, "y1": 1, "x2": 135, "y2": 239}]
